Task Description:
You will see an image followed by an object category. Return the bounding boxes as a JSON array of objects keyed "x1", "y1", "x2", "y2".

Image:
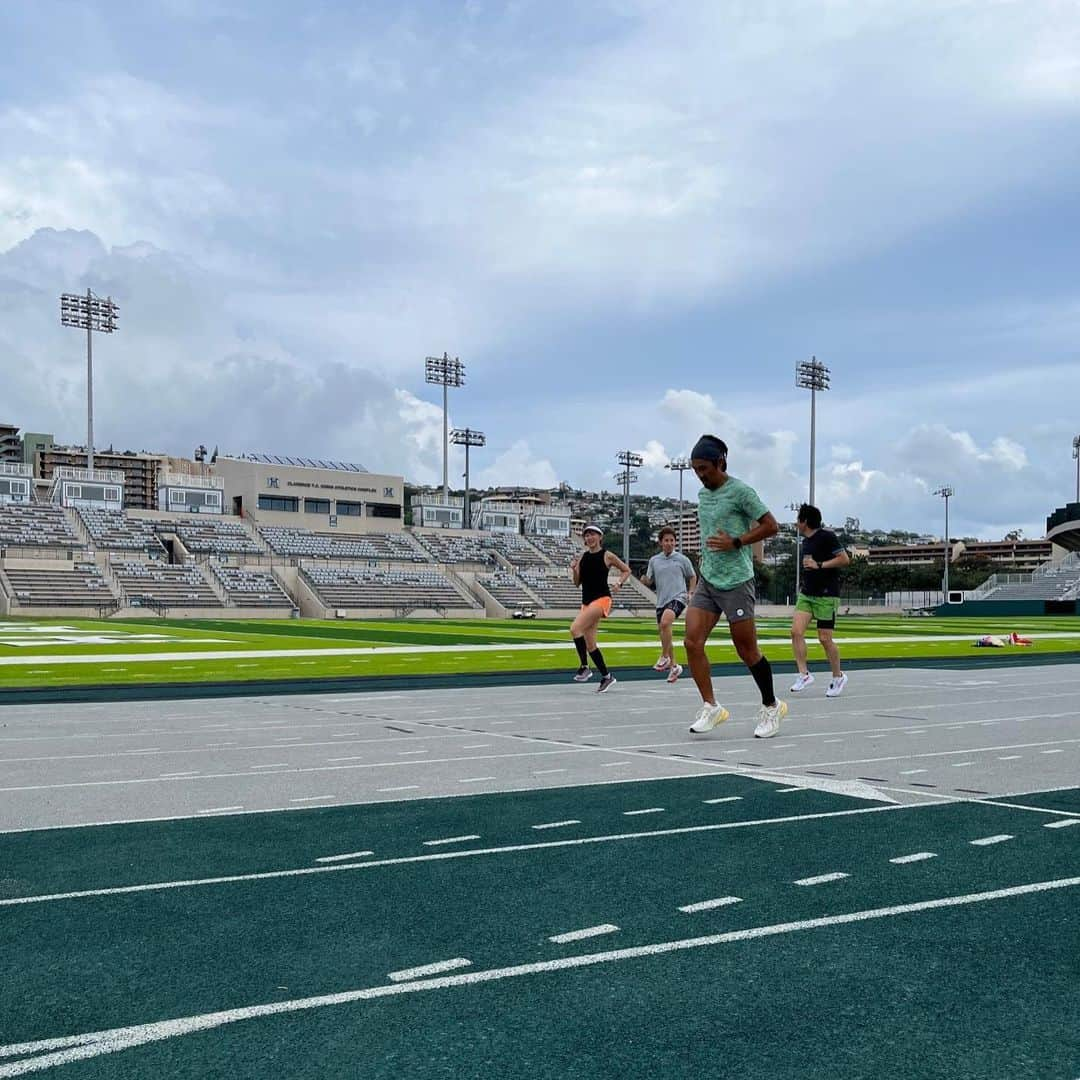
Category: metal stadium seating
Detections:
[
  {"x1": 111, "y1": 560, "x2": 223, "y2": 608},
  {"x1": 2, "y1": 563, "x2": 115, "y2": 608},
  {"x1": 0, "y1": 504, "x2": 80, "y2": 550}
]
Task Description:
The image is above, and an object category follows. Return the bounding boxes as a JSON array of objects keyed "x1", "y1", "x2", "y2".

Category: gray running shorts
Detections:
[{"x1": 689, "y1": 578, "x2": 756, "y2": 624}]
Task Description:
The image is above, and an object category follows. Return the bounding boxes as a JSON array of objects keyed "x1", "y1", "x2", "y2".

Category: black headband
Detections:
[{"x1": 691, "y1": 435, "x2": 727, "y2": 463}]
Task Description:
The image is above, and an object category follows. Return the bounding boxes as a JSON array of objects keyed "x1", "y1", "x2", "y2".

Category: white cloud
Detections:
[{"x1": 476, "y1": 440, "x2": 558, "y2": 489}]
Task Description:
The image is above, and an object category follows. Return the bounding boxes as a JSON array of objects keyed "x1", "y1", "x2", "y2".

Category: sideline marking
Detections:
[
  {"x1": 4, "y1": 877, "x2": 1078, "y2": 1076},
  {"x1": 315, "y1": 851, "x2": 374, "y2": 864},
  {"x1": 531, "y1": 820, "x2": 581, "y2": 830},
  {"x1": 678, "y1": 896, "x2": 742, "y2": 913},
  {"x1": 970, "y1": 835, "x2": 1013, "y2": 846},
  {"x1": 0, "y1": 805, "x2": 899, "y2": 908},
  {"x1": 388, "y1": 958, "x2": 472, "y2": 983},
  {"x1": 623, "y1": 808, "x2": 665, "y2": 816},
  {"x1": 890, "y1": 853, "x2": 937, "y2": 864},
  {"x1": 549, "y1": 924, "x2": 619, "y2": 944},
  {"x1": 794, "y1": 872, "x2": 849, "y2": 886},
  {"x1": 704, "y1": 797, "x2": 742, "y2": 804},
  {"x1": 1045, "y1": 819, "x2": 1080, "y2": 829},
  {"x1": 423, "y1": 835, "x2": 481, "y2": 847}
]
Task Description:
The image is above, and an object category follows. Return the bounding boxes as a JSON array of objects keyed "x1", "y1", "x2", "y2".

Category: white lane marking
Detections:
[
  {"x1": 601, "y1": 762, "x2": 630, "y2": 768},
  {"x1": 378, "y1": 786, "x2": 419, "y2": 793},
  {"x1": 548, "y1": 924, "x2": 619, "y2": 944},
  {"x1": 250, "y1": 763, "x2": 290, "y2": 770},
  {"x1": 703, "y1": 797, "x2": 742, "y2": 804},
  {"x1": 387, "y1": 958, "x2": 472, "y2": 983},
  {"x1": 794, "y1": 872, "x2": 849, "y2": 886},
  {"x1": 970, "y1": 835, "x2": 1013, "y2": 846},
  {"x1": 775, "y1": 787, "x2": 806, "y2": 793},
  {"x1": 7, "y1": 878, "x2": 1077, "y2": 1075},
  {"x1": 1041, "y1": 749, "x2": 1064, "y2": 755},
  {"x1": 196, "y1": 806, "x2": 242, "y2": 815},
  {"x1": 0, "y1": 806, "x2": 900, "y2": 908},
  {"x1": 458, "y1": 777, "x2": 496, "y2": 784},
  {"x1": 1044, "y1": 818, "x2": 1080, "y2": 829},
  {"x1": 423, "y1": 835, "x2": 482, "y2": 847},
  {"x1": 678, "y1": 896, "x2": 742, "y2": 913},
  {"x1": 900, "y1": 769, "x2": 928, "y2": 775},
  {"x1": 623, "y1": 808, "x2": 665, "y2": 816},
  {"x1": 998, "y1": 756, "x2": 1022, "y2": 761},
  {"x1": 823, "y1": 739, "x2": 845, "y2": 744},
  {"x1": 398, "y1": 751, "x2": 429, "y2": 757},
  {"x1": 290, "y1": 796, "x2": 335, "y2": 803},
  {"x1": 533, "y1": 769, "x2": 567, "y2": 775},
  {"x1": 890, "y1": 852, "x2": 937, "y2": 864},
  {"x1": 327, "y1": 756, "x2": 364, "y2": 763},
  {"x1": 950, "y1": 762, "x2": 974, "y2": 768},
  {"x1": 462, "y1": 744, "x2": 490, "y2": 749},
  {"x1": 315, "y1": 851, "x2": 374, "y2": 864},
  {"x1": 159, "y1": 772, "x2": 200, "y2": 779},
  {"x1": 531, "y1": 820, "x2": 581, "y2": 830}
]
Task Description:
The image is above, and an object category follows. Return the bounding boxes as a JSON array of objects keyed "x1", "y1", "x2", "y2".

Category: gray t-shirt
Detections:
[{"x1": 645, "y1": 551, "x2": 695, "y2": 607}]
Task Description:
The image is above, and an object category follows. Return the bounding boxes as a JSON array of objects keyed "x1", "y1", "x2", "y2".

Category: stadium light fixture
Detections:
[
  {"x1": 60, "y1": 289, "x2": 119, "y2": 474},
  {"x1": 933, "y1": 486, "x2": 954, "y2": 600},
  {"x1": 425, "y1": 352, "x2": 466, "y2": 498},
  {"x1": 665, "y1": 456, "x2": 691, "y2": 551},
  {"x1": 795, "y1": 356, "x2": 830, "y2": 505},
  {"x1": 450, "y1": 427, "x2": 486, "y2": 529},
  {"x1": 615, "y1": 450, "x2": 643, "y2": 562},
  {"x1": 1072, "y1": 435, "x2": 1080, "y2": 504}
]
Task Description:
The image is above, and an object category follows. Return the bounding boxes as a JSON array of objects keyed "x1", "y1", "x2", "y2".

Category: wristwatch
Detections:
[{"x1": 732, "y1": 537, "x2": 743, "y2": 550}]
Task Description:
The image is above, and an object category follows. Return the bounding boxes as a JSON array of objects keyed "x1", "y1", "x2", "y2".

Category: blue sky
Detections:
[{"x1": 1, "y1": 0, "x2": 1078, "y2": 538}]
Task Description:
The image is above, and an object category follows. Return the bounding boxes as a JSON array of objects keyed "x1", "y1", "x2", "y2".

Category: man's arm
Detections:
[
  {"x1": 809, "y1": 546, "x2": 851, "y2": 571},
  {"x1": 640, "y1": 556, "x2": 655, "y2": 587}
]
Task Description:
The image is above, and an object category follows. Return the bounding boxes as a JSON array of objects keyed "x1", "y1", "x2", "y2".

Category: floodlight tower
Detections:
[
  {"x1": 795, "y1": 356, "x2": 830, "y2": 505},
  {"x1": 451, "y1": 427, "x2": 486, "y2": 528},
  {"x1": 934, "y1": 486, "x2": 954, "y2": 600},
  {"x1": 665, "y1": 455, "x2": 692, "y2": 550},
  {"x1": 616, "y1": 450, "x2": 643, "y2": 562},
  {"x1": 1072, "y1": 435, "x2": 1080, "y2": 503},
  {"x1": 60, "y1": 289, "x2": 119, "y2": 474},
  {"x1": 425, "y1": 352, "x2": 466, "y2": 497}
]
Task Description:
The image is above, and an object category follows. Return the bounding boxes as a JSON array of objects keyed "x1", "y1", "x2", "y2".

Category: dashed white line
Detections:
[
  {"x1": 950, "y1": 762, "x2": 974, "y2": 768},
  {"x1": 388, "y1": 958, "x2": 472, "y2": 983},
  {"x1": 998, "y1": 756, "x2": 1022, "y2": 761},
  {"x1": 600, "y1": 762, "x2": 630, "y2": 768},
  {"x1": 794, "y1": 872, "x2": 849, "y2": 886},
  {"x1": 531, "y1": 820, "x2": 581, "y2": 831},
  {"x1": 250, "y1": 763, "x2": 290, "y2": 770},
  {"x1": 378, "y1": 786, "x2": 419, "y2": 793},
  {"x1": 678, "y1": 896, "x2": 743, "y2": 913},
  {"x1": 775, "y1": 787, "x2": 806, "y2": 793},
  {"x1": 290, "y1": 796, "x2": 335, "y2": 803},
  {"x1": 315, "y1": 851, "x2": 374, "y2": 864},
  {"x1": 458, "y1": 777, "x2": 496, "y2": 784},
  {"x1": 462, "y1": 744, "x2": 490, "y2": 749},
  {"x1": 533, "y1": 769, "x2": 567, "y2": 775},
  {"x1": 1044, "y1": 819, "x2": 1080, "y2": 829},
  {"x1": 548, "y1": 924, "x2": 619, "y2": 944},
  {"x1": 970, "y1": 835, "x2": 1013, "y2": 846},
  {"x1": 1040, "y1": 749, "x2": 1064, "y2": 755},
  {"x1": 703, "y1": 797, "x2": 742, "y2": 804},
  {"x1": 422, "y1": 835, "x2": 481, "y2": 847},
  {"x1": 890, "y1": 852, "x2": 937, "y2": 864},
  {"x1": 623, "y1": 808, "x2": 665, "y2": 816},
  {"x1": 327, "y1": 756, "x2": 364, "y2": 763},
  {"x1": 196, "y1": 806, "x2": 242, "y2": 815},
  {"x1": 900, "y1": 769, "x2": 928, "y2": 775},
  {"x1": 159, "y1": 771, "x2": 200, "y2": 779}
]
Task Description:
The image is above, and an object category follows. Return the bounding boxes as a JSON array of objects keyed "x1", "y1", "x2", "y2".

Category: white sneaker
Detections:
[
  {"x1": 790, "y1": 672, "x2": 815, "y2": 693},
  {"x1": 689, "y1": 701, "x2": 730, "y2": 733},
  {"x1": 666, "y1": 663, "x2": 683, "y2": 684},
  {"x1": 653, "y1": 656, "x2": 672, "y2": 672},
  {"x1": 825, "y1": 673, "x2": 848, "y2": 698},
  {"x1": 754, "y1": 699, "x2": 789, "y2": 739}
]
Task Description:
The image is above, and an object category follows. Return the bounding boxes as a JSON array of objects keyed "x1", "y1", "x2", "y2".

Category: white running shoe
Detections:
[
  {"x1": 597, "y1": 673, "x2": 617, "y2": 694},
  {"x1": 572, "y1": 667, "x2": 593, "y2": 683},
  {"x1": 689, "y1": 701, "x2": 730, "y2": 733},
  {"x1": 790, "y1": 672, "x2": 815, "y2": 693},
  {"x1": 825, "y1": 673, "x2": 848, "y2": 698},
  {"x1": 666, "y1": 663, "x2": 683, "y2": 684},
  {"x1": 754, "y1": 699, "x2": 789, "y2": 739},
  {"x1": 653, "y1": 656, "x2": 672, "y2": 672}
]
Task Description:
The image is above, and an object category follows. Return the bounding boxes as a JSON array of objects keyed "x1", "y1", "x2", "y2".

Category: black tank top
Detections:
[{"x1": 579, "y1": 548, "x2": 610, "y2": 604}]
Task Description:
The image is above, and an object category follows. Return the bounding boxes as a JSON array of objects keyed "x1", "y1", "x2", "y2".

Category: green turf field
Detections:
[{"x1": 0, "y1": 614, "x2": 1077, "y2": 691}]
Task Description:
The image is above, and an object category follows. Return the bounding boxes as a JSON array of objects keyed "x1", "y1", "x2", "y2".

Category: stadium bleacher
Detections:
[
  {"x1": 0, "y1": 504, "x2": 81, "y2": 550},
  {"x1": 477, "y1": 571, "x2": 541, "y2": 610},
  {"x1": 302, "y1": 565, "x2": 478, "y2": 611},
  {"x1": 527, "y1": 535, "x2": 580, "y2": 565},
  {"x1": 171, "y1": 517, "x2": 262, "y2": 555},
  {"x1": 78, "y1": 508, "x2": 166, "y2": 555},
  {"x1": 260, "y1": 527, "x2": 429, "y2": 562},
  {"x1": 112, "y1": 561, "x2": 223, "y2": 608},
  {"x1": 479, "y1": 533, "x2": 550, "y2": 567},
  {"x1": 209, "y1": 563, "x2": 294, "y2": 608},
  {"x1": 2, "y1": 563, "x2": 115, "y2": 608},
  {"x1": 410, "y1": 531, "x2": 497, "y2": 565}
]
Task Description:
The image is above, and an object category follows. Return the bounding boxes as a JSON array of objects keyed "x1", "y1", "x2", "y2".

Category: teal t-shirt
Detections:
[{"x1": 697, "y1": 476, "x2": 769, "y2": 590}]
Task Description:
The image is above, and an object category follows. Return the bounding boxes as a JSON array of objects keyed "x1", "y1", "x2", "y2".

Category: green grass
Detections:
[{"x1": 0, "y1": 614, "x2": 1077, "y2": 690}]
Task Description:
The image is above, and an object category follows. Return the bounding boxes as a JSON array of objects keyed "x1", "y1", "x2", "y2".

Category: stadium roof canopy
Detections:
[{"x1": 231, "y1": 453, "x2": 369, "y2": 473}]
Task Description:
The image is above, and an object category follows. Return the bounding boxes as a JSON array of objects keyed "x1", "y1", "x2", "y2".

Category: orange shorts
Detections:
[{"x1": 580, "y1": 596, "x2": 612, "y2": 618}]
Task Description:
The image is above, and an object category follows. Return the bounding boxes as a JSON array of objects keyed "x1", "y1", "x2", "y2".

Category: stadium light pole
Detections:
[
  {"x1": 60, "y1": 289, "x2": 119, "y2": 474},
  {"x1": 425, "y1": 352, "x2": 465, "y2": 498},
  {"x1": 796, "y1": 356, "x2": 830, "y2": 505},
  {"x1": 666, "y1": 455, "x2": 691, "y2": 551},
  {"x1": 616, "y1": 450, "x2": 643, "y2": 563},
  {"x1": 934, "y1": 486, "x2": 954, "y2": 600},
  {"x1": 450, "y1": 427, "x2": 485, "y2": 529},
  {"x1": 786, "y1": 501, "x2": 802, "y2": 600},
  {"x1": 1072, "y1": 435, "x2": 1080, "y2": 503}
]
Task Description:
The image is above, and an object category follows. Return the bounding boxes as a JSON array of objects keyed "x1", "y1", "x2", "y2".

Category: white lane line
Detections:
[
  {"x1": 462, "y1": 744, "x2": 490, "y2": 749},
  {"x1": 327, "y1": 756, "x2": 364, "y2": 763},
  {"x1": 531, "y1": 820, "x2": 581, "y2": 830},
  {"x1": 250, "y1": 763, "x2": 290, "y2": 770},
  {"x1": 0, "y1": 805, "x2": 900, "y2": 908},
  {"x1": 387, "y1": 958, "x2": 472, "y2": 983},
  {"x1": 950, "y1": 762, "x2": 974, "y2": 768},
  {"x1": 601, "y1": 762, "x2": 630, "y2": 768},
  {"x1": 678, "y1": 896, "x2": 742, "y2": 913},
  {"x1": 159, "y1": 771, "x2": 200, "y2": 779},
  {"x1": 775, "y1": 787, "x2": 806, "y2": 793},
  {"x1": 533, "y1": 769, "x2": 567, "y2": 775},
  {"x1": 398, "y1": 751, "x2": 429, "y2": 757},
  {"x1": 315, "y1": 851, "x2": 374, "y2": 864},
  {"x1": 458, "y1": 777, "x2": 496, "y2": 784},
  {"x1": 423, "y1": 835, "x2": 482, "y2": 847},
  {"x1": 1040, "y1": 749, "x2": 1064, "y2": 755},
  {"x1": 970, "y1": 835, "x2": 1013, "y2": 846},
  {"x1": 900, "y1": 769, "x2": 928, "y2": 775},
  {"x1": 890, "y1": 852, "x2": 937, "y2": 864},
  {"x1": 998, "y1": 756, "x2": 1022, "y2": 761},
  {"x1": 378, "y1": 785, "x2": 420, "y2": 793},
  {"x1": 623, "y1": 808, "x2": 665, "y2": 816},
  {"x1": 1044, "y1": 818, "x2": 1080, "y2": 829},
  {"x1": 196, "y1": 806, "x2": 242, "y2": 815},
  {"x1": 548, "y1": 924, "x2": 619, "y2": 944},
  {"x1": 290, "y1": 796, "x2": 335, "y2": 803},
  {"x1": 794, "y1": 872, "x2": 849, "y2": 886},
  {"x1": 823, "y1": 739, "x2": 845, "y2": 744},
  {"x1": 7, "y1": 877, "x2": 1076, "y2": 1075},
  {"x1": 703, "y1": 797, "x2": 742, "y2": 804}
]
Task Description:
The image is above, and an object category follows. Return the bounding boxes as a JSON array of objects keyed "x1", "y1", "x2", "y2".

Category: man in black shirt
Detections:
[{"x1": 789, "y1": 504, "x2": 851, "y2": 697}]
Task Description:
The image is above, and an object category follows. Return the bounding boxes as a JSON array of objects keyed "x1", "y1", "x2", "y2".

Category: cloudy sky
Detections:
[{"x1": 1, "y1": 0, "x2": 1077, "y2": 538}]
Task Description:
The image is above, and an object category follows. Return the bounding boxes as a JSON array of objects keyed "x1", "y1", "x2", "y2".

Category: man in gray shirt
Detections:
[{"x1": 641, "y1": 526, "x2": 697, "y2": 683}]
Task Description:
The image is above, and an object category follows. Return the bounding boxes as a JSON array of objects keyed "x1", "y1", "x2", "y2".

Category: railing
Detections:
[
  {"x1": 0, "y1": 463, "x2": 31, "y2": 477},
  {"x1": 161, "y1": 473, "x2": 223, "y2": 489},
  {"x1": 53, "y1": 466, "x2": 125, "y2": 484}
]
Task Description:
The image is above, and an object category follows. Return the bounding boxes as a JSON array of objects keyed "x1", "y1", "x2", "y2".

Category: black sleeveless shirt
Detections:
[{"x1": 579, "y1": 548, "x2": 610, "y2": 604}]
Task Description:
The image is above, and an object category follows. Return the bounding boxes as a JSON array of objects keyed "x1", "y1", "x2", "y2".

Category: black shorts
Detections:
[{"x1": 655, "y1": 599, "x2": 687, "y2": 624}]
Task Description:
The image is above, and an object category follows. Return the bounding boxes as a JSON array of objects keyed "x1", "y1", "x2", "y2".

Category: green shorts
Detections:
[{"x1": 795, "y1": 594, "x2": 839, "y2": 628}]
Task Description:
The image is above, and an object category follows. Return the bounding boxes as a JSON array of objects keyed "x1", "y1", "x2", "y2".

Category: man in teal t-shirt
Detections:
[{"x1": 684, "y1": 434, "x2": 788, "y2": 740}]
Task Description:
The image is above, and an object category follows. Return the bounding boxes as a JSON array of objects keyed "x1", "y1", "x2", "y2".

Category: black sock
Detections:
[
  {"x1": 748, "y1": 656, "x2": 775, "y2": 706},
  {"x1": 589, "y1": 648, "x2": 609, "y2": 677},
  {"x1": 573, "y1": 636, "x2": 588, "y2": 667}
]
